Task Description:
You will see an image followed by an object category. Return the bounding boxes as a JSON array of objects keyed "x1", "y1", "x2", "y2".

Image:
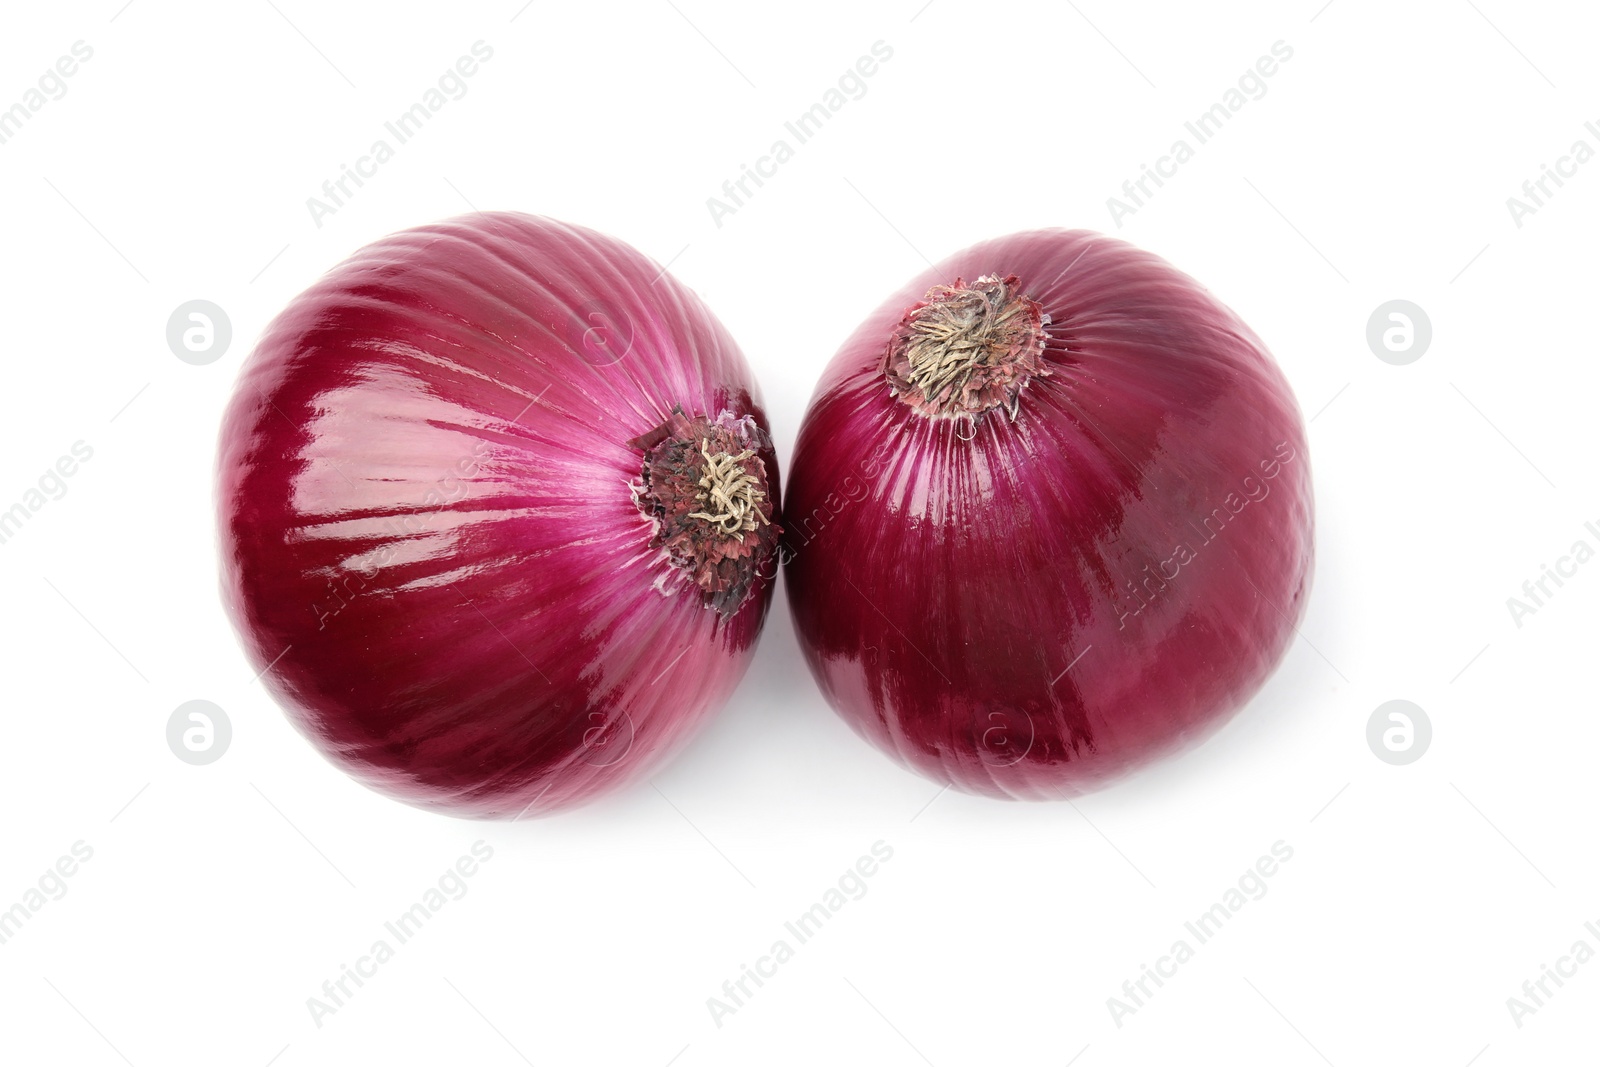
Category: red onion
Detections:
[
  {"x1": 784, "y1": 231, "x2": 1313, "y2": 799},
  {"x1": 217, "y1": 213, "x2": 780, "y2": 817}
]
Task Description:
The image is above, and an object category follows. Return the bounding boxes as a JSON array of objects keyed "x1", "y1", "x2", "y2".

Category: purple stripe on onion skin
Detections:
[
  {"x1": 217, "y1": 212, "x2": 779, "y2": 818},
  {"x1": 783, "y1": 229, "x2": 1313, "y2": 800}
]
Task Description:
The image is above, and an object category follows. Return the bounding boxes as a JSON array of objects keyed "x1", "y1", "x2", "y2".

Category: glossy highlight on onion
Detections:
[
  {"x1": 784, "y1": 230, "x2": 1313, "y2": 799},
  {"x1": 217, "y1": 212, "x2": 780, "y2": 818}
]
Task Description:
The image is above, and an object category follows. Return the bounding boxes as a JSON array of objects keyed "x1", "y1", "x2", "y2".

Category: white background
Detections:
[{"x1": 1, "y1": 1, "x2": 1596, "y2": 1064}]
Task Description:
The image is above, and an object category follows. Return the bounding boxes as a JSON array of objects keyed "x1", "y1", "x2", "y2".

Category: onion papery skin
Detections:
[
  {"x1": 784, "y1": 230, "x2": 1313, "y2": 800},
  {"x1": 217, "y1": 213, "x2": 779, "y2": 818}
]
